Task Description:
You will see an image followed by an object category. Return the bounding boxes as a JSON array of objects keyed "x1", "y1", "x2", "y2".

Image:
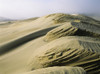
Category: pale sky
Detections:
[{"x1": 0, "y1": 0, "x2": 100, "y2": 19}]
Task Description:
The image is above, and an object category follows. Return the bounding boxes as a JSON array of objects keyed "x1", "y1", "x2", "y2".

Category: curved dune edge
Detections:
[
  {"x1": 0, "y1": 26, "x2": 58, "y2": 55},
  {"x1": 22, "y1": 66, "x2": 86, "y2": 74},
  {"x1": 0, "y1": 13, "x2": 100, "y2": 44},
  {"x1": 28, "y1": 36, "x2": 100, "y2": 74},
  {"x1": 44, "y1": 22, "x2": 100, "y2": 42}
]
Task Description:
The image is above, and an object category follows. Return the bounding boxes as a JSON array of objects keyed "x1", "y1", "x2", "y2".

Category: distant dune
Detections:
[
  {"x1": 0, "y1": 13, "x2": 100, "y2": 74},
  {"x1": 0, "y1": 17, "x2": 13, "y2": 22}
]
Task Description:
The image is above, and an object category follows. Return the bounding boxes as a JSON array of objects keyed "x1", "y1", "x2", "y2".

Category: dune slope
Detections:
[
  {"x1": 0, "y1": 13, "x2": 100, "y2": 74},
  {"x1": 28, "y1": 36, "x2": 100, "y2": 74},
  {"x1": 44, "y1": 22, "x2": 100, "y2": 41}
]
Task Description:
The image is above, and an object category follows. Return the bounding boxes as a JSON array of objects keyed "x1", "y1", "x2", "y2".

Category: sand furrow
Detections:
[
  {"x1": 28, "y1": 36, "x2": 100, "y2": 73},
  {"x1": 44, "y1": 22, "x2": 100, "y2": 42}
]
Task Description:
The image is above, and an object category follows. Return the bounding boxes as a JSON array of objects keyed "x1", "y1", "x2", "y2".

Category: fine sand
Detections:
[{"x1": 0, "y1": 13, "x2": 100, "y2": 74}]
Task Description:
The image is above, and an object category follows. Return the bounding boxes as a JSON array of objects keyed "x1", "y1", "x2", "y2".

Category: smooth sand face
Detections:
[
  {"x1": 0, "y1": 13, "x2": 100, "y2": 74},
  {"x1": 0, "y1": 36, "x2": 48, "y2": 74},
  {"x1": 21, "y1": 66, "x2": 86, "y2": 74}
]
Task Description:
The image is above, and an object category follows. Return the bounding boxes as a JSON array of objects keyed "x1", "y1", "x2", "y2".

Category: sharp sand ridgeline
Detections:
[{"x1": 0, "y1": 13, "x2": 100, "y2": 74}]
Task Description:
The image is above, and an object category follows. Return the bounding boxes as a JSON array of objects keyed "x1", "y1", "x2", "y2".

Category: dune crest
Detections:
[{"x1": 44, "y1": 22, "x2": 100, "y2": 42}]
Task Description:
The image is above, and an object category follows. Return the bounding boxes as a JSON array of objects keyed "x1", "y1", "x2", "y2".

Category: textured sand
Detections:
[
  {"x1": 28, "y1": 36, "x2": 100, "y2": 73},
  {"x1": 44, "y1": 22, "x2": 100, "y2": 41},
  {"x1": 0, "y1": 13, "x2": 100, "y2": 74}
]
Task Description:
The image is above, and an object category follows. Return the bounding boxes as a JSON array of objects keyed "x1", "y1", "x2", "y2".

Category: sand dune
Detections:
[
  {"x1": 0, "y1": 26, "x2": 58, "y2": 55},
  {"x1": 44, "y1": 22, "x2": 100, "y2": 41},
  {"x1": 28, "y1": 36, "x2": 100, "y2": 74},
  {"x1": 0, "y1": 13, "x2": 100, "y2": 74}
]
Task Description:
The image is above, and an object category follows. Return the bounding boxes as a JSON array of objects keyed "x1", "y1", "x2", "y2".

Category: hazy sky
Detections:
[{"x1": 0, "y1": 0, "x2": 100, "y2": 19}]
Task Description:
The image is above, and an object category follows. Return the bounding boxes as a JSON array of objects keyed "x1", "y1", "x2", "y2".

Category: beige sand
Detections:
[
  {"x1": 22, "y1": 66, "x2": 86, "y2": 74},
  {"x1": 44, "y1": 22, "x2": 100, "y2": 41},
  {"x1": 28, "y1": 36, "x2": 100, "y2": 73},
  {"x1": 0, "y1": 13, "x2": 100, "y2": 74}
]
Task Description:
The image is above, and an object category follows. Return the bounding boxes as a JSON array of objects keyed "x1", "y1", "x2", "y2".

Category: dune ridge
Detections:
[
  {"x1": 0, "y1": 26, "x2": 58, "y2": 55},
  {"x1": 44, "y1": 22, "x2": 100, "y2": 41},
  {"x1": 28, "y1": 36, "x2": 100, "y2": 74}
]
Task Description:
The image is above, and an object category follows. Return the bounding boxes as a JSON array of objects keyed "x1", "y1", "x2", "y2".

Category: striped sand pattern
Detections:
[
  {"x1": 44, "y1": 22, "x2": 100, "y2": 42},
  {"x1": 28, "y1": 36, "x2": 100, "y2": 74}
]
